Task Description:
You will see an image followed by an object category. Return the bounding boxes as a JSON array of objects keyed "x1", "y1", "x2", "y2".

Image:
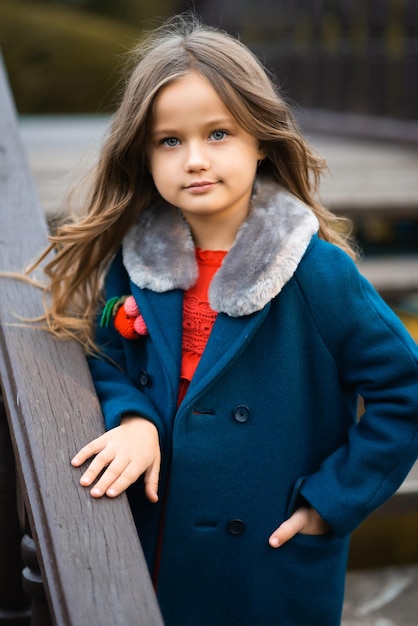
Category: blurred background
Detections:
[
  {"x1": 1, "y1": 0, "x2": 417, "y2": 119},
  {"x1": 1, "y1": 0, "x2": 418, "y2": 618}
]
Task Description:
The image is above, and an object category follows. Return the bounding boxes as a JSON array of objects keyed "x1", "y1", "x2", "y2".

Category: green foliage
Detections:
[
  {"x1": 0, "y1": 0, "x2": 142, "y2": 113},
  {"x1": 75, "y1": 0, "x2": 183, "y2": 28}
]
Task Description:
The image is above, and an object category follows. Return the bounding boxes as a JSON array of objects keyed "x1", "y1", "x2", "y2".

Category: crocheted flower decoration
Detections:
[{"x1": 100, "y1": 295, "x2": 149, "y2": 340}]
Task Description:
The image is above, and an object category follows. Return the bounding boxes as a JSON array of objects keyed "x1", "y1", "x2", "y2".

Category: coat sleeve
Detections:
[
  {"x1": 87, "y1": 250, "x2": 166, "y2": 439},
  {"x1": 296, "y1": 238, "x2": 418, "y2": 538}
]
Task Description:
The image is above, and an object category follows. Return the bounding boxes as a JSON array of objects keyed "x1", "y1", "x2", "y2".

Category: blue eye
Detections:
[
  {"x1": 210, "y1": 130, "x2": 227, "y2": 141},
  {"x1": 162, "y1": 137, "x2": 180, "y2": 147}
]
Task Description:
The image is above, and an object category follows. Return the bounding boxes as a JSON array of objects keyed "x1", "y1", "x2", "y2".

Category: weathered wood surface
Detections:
[
  {"x1": 0, "y1": 55, "x2": 164, "y2": 625},
  {"x1": 358, "y1": 256, "x2": 418, "y2": 299},
  {"x1": 313, "y1": 133, "x2": 418, "y2": 218},
  {"x1": 374, "y1": 459, "x2": 418, "y2": 518}
]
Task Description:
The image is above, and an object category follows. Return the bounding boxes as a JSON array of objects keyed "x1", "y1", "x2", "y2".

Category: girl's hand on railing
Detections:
[{"x1": 71, "y1": 415, "x2": 161, "y2": 502}]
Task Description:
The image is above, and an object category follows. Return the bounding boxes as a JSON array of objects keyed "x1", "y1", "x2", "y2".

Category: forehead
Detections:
[{"x1": 151, "y1": 72, "x2": 233, "y2": 130}]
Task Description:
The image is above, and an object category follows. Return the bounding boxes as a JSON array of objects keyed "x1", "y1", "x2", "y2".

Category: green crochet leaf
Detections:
[{"x1": 100, "y1": 296, "x2": 122, "y2": 327}]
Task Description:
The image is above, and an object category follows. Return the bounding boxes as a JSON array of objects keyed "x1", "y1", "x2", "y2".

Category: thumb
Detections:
[
  {"x1": 268, "y1": 510, "x2": 305, "y2": 548},
  {"x1": 144, "y1": 459, "x2": 160, "y2": 503}
]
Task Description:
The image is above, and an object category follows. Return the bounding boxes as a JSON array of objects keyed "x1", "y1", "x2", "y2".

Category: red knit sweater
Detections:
[{"x1": 178, "y1": 248, "x2": 227, "y2": 404}]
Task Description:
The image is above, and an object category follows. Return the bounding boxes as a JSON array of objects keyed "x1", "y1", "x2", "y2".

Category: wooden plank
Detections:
[
  {"x1": 0, "y1": 393, "x2": 31, "y2": 622},
  {"x1": 298, "y1": 108, "x2": 418, "y2": 147},
  {"x1": 358, "y1": 255, "x2": 418, "y2": 296},
  {"x1": 309, "y1": 129, "x2": 418, "y2": 218},
  {"x1": 0, "y1": 54, "x2": 164, "y2": 626},
  {"x1": 375, "y1": 461, "x2": 418, "y2": 517},
  {"x1": 395, "y1": 462, "x2": 418, "y2": 496}
]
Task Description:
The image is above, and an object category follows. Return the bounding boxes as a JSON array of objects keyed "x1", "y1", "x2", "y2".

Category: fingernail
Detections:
[
  {"x1": 71, "y1": 456, "x2": 79, "y2": 465},
  {"x1": 269, "y1": 537, "x2": 280, "y2": 548},
  {"x1": 107, "y1": 488, "x2": 116, "y2": 497},
  {"x1": 91, "y1": 487, "x2": 102, "y2": 497}
]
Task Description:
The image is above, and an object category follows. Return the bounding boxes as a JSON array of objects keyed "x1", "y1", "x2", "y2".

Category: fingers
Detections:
[
  {"x1": 70, "y1": 421, "x2": 161, "y2": 501},
  {"x1": 71, "y1": 435, "x2": 114, "y2": 491},
  {"x1": 144, "y1": 455, "x2": 161, "y2": 503},
  {"x1": 71, "y1": 436, "x2": 106, "y2": 467},
  {"x1": 74, "y1": 444, "x2": 124, "y2": 497},
  {"x1": 268, "y1": 507, "x2": 330, "y2": 548},
  {"x1": 269, "y1": 509, "x2": 305, "y2": 548},
  {"x1": 77, "y1": 451, "x2": 143, "y2": 498},
  {"x1": 90, "y1": 457, "x2": 161, "y2": 500},
  {"x1": 95, "y1": 461, "x2": 139, "y2": 498}
]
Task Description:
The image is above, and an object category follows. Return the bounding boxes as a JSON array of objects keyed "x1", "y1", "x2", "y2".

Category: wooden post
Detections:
[
  {"x1": 0, "y1": 393, "x2": 31, "y2": 625},
  {"x1": 21, "y1": 535, "x2": 52, "y2": 626}
]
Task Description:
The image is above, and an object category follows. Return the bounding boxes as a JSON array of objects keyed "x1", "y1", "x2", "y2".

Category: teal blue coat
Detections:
[{"x1": 88, "y1": 181, "x2": 418, "y2": 626}]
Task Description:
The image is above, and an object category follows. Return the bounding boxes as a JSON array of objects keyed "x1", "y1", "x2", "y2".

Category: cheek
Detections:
[
  {"x1": 149, "y1": 152, "x2": 175, "y2": 179},
  {"x1": 147, "y1": 155, "x2": 163, "y2": 187},
  {"x1": 147, "y1": 151, "x2": 157, "y2": 178},
  {"x1": 147, "y1": 158, "x2": 177, "y2": 201},
  {"x1": 149, "y1": 163, "x2": 168, "y2": 192}
]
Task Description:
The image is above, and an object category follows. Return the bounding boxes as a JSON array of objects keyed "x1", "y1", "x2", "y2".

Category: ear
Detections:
[{"x1": 257, "y1": 145, "x2": 266, "y2": 162}]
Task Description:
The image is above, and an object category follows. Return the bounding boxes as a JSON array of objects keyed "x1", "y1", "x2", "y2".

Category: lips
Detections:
[{"x1": 185, "y1": 181, "x2": 218, "y2": 193}]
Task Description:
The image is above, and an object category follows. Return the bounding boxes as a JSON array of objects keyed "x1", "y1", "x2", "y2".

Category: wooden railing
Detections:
[{"x1": 0, "y1": 54, "x2": 164, "y2": 626}]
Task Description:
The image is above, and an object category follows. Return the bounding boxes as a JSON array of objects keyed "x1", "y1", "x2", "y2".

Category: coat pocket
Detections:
[
  {"x1": 286, "y1": 476, "x2": 334, "y2": 540},
  {"x1": 273, "y1": 530, "x2": 350, "y2": 625},
  {"x1": 286, "y1": 475, "x2": 309, "y2": 518}
]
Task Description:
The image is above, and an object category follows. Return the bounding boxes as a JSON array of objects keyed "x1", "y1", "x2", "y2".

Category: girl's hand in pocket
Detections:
[{"x1": 268, "y1": 506, "x2": 330, "y2": 548}]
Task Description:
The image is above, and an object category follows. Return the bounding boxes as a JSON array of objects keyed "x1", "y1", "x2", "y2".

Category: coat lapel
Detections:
[{"x1": 182, "y1": 304, "x2": 270, "y2": 406}]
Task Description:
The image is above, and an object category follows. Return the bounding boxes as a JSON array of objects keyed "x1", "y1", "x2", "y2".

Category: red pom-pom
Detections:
[
  {"x1": 112, "y1": 296, "x2": 148, "y2": 339},
  {"x1": 114, "y1": 306, "x2": 139, "y2": 339},
  {"x1": 134, "y1": 315, "x2": 148, "y2": 335},
  {"x1": 124, "y1": 295, "x2": 139, "y2": 317}
]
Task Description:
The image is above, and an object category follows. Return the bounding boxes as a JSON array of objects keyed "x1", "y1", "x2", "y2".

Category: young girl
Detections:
[{"x1": 32, "y1": 15, "x2": 418, "y2": 626}]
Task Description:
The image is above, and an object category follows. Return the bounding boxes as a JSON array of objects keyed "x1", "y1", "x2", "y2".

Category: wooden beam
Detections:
[{"x1": 358, "y1": 255, "x2": 418, "y2": 297}]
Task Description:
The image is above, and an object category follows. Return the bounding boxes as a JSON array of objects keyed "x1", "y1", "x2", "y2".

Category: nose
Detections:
[{"x1": 184, "y1": 140, "x2": 210, "y2": 171}]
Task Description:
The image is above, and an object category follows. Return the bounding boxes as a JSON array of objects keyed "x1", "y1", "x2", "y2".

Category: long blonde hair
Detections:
[{"x1": 30, "y1": 14, "x2": 356, "y2": 352}]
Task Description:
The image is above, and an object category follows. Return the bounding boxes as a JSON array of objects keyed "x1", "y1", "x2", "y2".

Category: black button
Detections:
[
  {"x1": 139, "y1": 369, "x2": 150, "y2": 386},
  {"x1": 233, "y1": 405, "x2": 250, "y2": 423},
  {"x1": 227, "y1": 519, "x2": 245, "y2": 535}
]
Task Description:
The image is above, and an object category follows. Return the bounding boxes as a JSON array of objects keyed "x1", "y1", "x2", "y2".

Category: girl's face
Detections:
[{"x1": 147, "y1": 72, "x2": 263, "y2": 249}]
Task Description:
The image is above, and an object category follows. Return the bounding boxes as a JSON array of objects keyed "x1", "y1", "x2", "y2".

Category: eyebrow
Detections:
[{"x1": 151, "y1": 116, "x2": 236, "y2": 138}]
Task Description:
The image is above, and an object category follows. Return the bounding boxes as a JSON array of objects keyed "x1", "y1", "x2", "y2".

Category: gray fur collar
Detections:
[{"x1": 123, "y1": 178, "x2": 319, "y2": 317}]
